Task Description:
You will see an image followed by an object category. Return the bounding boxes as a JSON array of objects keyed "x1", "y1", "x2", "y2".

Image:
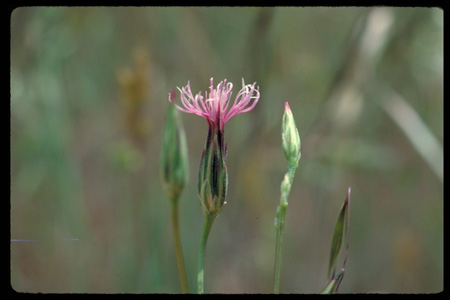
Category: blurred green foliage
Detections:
[{"x1": 10, "y1": 7, "x2": 443, "y2": 293}]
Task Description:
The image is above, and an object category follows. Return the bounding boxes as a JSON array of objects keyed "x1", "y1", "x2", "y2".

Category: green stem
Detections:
[
  {"x1": 170, "y1": 198, "x2": 189, "y2": 294},
  {"x1": 197, "y1": 214, "x2": 216, "y2": 294},
  {"x1": 273, "y1": 204, "x2": 287, "y2": 294},
  {"x1": 273, "y1": 165, "x2": 297, "y2": 294}
]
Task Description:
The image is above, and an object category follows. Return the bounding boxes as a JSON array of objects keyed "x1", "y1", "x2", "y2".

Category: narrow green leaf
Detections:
[
  {"x1": 323, "y1": 187, "x2": 351, "y2": 294},
  {"x1": 321, "y1": 278, "x2": 337, "y2": 294},
  {"x1": 327, "y1": 187, "x2": 351, "y2": 279},
  {"x1": 321, "y1": 272, "x2": 344, "y2": 294}
]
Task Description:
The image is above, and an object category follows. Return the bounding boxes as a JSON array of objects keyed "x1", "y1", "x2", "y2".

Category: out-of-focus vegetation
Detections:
[{"x1": 10, "y1": 7, "x2": 443, "y2": 293}]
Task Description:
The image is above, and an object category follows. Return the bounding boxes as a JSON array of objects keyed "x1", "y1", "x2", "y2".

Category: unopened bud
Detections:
[
  {"x1": 282, "y1": 102, "x2": 301, "y2": 167},
  {"x1": 160, "y1": 90, "x2": 189, "y2": 201}
]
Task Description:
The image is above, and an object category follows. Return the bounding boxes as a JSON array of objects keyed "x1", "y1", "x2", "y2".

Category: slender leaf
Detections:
[
  {"x1": 327, "y1": 187, "x2": 351, "y2": 282},
  {"x1": 321, "y1": 272, "x2": 344, "y2": 294}
]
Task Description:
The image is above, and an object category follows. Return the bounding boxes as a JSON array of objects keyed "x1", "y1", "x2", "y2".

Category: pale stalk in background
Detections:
[{"x1": 170, "y1": 197, "x2": 189, "y2": 293}]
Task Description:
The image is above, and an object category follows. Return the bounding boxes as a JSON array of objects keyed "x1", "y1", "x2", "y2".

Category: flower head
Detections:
[
  {"x1": 174, "y1": 78, "x2": 260, "y2": 130},
  {"x1": 171, "y1": 78, "x2": 259, "y2": 217}
]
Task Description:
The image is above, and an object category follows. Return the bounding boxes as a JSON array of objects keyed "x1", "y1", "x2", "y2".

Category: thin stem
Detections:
[
  {"x1": 197, "y1": 214, "x2": 216, "y2": 294},
  {"x1": 273, "y1": 204, "x2": 287, "y2": 294},
  {"x1": 170, "y1": 198, "x2": 189, "y2": 294},
  {"x1": 273, "y1": 165, "x2": 297, "y2": 294}
]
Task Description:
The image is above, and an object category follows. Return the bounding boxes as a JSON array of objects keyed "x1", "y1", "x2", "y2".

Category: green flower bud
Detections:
[
  {"x1": 160, "y1": 91, "x2": 189, "y2": 201},
  {"x1": 282, "y1": 102, "x2": 301, "y2": 167},
  {"x1": 198, "y1": 121, "x2": 228, "y2": 217}
]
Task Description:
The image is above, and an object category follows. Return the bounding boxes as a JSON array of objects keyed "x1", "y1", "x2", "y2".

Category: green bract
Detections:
[{"x1": 198, "y1": 121, "x2": 228, "y2": 217}]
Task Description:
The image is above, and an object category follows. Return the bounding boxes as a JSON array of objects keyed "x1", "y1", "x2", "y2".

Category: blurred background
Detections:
[{"x1": 10, "y1": 7, "x2": 443, "y2": 294}]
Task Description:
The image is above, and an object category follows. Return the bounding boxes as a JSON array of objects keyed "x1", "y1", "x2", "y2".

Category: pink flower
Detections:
[
  {"x1": 168, "y1": 78, "x2": 259, "y2": 216},
  {"x1": 171, "y1": 78, "x2": 260, "y2": 130}
]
